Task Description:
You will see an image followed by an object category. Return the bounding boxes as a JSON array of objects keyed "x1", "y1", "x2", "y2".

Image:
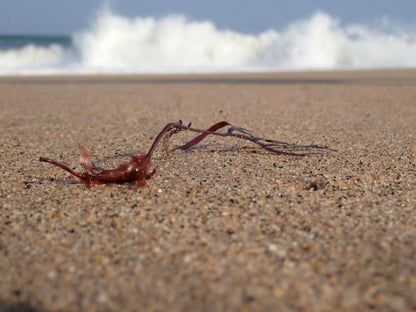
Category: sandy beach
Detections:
[{"x1": 1, "y1": 70, "x2": 415, "y2": 311}]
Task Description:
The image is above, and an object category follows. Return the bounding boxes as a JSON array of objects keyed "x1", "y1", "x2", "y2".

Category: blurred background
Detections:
[{"x1": 1, "y1": 0, "x2": 415, "y2": 74}]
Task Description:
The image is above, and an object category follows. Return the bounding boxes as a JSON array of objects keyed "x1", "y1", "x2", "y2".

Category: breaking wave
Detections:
[{"x1": 1, "y1": 9, "x2": 416, "y2": 74}]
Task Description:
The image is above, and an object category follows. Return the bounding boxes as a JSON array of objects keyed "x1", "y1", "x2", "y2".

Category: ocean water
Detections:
[{"x1": 1, "y1": 9, "x2": 415, "y2": 75}]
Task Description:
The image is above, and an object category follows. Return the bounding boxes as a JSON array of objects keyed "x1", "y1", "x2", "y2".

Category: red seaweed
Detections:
[{"x1": 39, "y1": 120, "x2": 333, "y2": 187}]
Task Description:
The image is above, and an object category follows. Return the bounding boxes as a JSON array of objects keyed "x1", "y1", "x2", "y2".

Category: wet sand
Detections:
[{"x1": 1, "y1": 70, "x2": 415, "y2": 311}]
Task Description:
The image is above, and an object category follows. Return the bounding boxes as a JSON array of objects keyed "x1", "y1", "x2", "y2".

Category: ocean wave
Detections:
[{"x1": 1, "y1": 9, "x2": 415, "y2": 74}]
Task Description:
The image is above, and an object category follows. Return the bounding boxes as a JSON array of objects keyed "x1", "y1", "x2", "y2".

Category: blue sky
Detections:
[{"x1": 1, "y1": 0, "x2": 415, "y2": 35}]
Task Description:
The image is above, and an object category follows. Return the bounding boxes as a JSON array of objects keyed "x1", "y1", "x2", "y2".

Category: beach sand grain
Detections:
[{"x1": 1, "y1": 70, "x2": 415, "y2": 311}]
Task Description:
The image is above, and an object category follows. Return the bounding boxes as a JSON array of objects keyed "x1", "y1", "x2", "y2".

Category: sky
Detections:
[{"x1": 1, "y1": 0, "x2": 416, "y2": 35}]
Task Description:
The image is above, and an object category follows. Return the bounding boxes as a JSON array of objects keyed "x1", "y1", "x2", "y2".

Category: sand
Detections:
[{"x1": 0, "y1": 70, "x2": 415, "y2": 311}]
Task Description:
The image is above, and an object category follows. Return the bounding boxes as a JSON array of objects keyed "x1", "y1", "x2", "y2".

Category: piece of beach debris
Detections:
[{"x1": 39, "y1": 120, "x2": 332, "y2": 187}]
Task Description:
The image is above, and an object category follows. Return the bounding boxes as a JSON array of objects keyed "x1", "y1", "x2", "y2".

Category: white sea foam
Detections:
[
  {"x1": 1, "y1": 9, "x2": 415, "y2": 74},
  {"x1": 0, "y1": 44, "x2": 65, "y2": 72}
]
